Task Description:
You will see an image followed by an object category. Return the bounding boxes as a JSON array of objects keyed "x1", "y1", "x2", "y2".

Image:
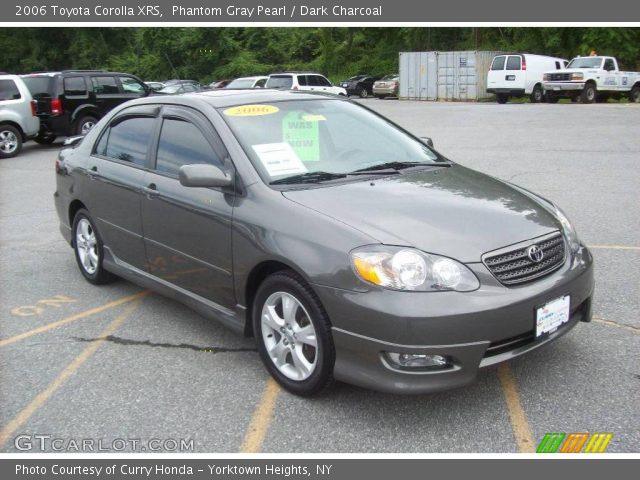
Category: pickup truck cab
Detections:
[{"x1": 543, "y1": 56, "x2": 640, "y2": 103}]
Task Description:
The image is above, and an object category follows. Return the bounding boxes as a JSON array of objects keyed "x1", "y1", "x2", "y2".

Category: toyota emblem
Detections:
[{"x1": 527, "y1": 245, "x2": 544, "y2": 263}]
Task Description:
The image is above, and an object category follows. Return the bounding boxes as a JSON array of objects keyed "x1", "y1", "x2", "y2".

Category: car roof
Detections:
[
  {"x1": 269, "y1": 72, "x2": 323, "y2": 76},
  {"x1": 231, "y1": 76, "x2": 269, "y2": 81},
  {"x1": 129, "y1": 89, "x2": 343, "y2": 109}
]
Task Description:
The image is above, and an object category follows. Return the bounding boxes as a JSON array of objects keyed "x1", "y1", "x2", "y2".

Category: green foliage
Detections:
[{"x1": 0, "y1": 27, "x2": 638, "y2": 81}]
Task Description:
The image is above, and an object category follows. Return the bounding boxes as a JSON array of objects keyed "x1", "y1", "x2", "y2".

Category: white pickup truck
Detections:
[{"x1": 542, "y1": 56, "x2": 640, "y2": 103}]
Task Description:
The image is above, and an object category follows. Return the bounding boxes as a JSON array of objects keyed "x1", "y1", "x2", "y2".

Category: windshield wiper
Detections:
[
  {"x1": 270, "y1": 171, "x2": 347, "y2": 185},
  {"x1": 351, "y1": 161, "x2": 450, "y2": 173}
]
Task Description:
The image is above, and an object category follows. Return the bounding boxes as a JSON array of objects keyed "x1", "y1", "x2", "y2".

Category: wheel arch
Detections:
[
  {"x1": 243, "y1": 259, "x2": 311, "y2": 337},
  {"x1": 68, "y1": 199, "x2": 88, "y2": 243},
  {"x1": 0, "y1": 120, "x2": 26, "y2": 142},
  {"x1": 71, "y1": 105, "x2": 99, "y2": 124}
]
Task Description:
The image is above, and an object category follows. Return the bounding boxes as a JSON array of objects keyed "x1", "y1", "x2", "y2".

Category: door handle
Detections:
[
  {"x1": 88, "y1": 165, "x2": 98, "y2": 180},
  {"x1": 143, "y1": 183, "x2": 159, "y2": 197}
]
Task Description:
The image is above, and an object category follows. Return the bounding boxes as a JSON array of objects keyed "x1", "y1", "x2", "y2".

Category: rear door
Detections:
[
  {"x1": 140, "y1": 105, "x2": 235, "y2": 309},
  {"x1": 87, "y1": 106, "x2": 158, "y2": 271},
  {"x1": 487, "y1": 55, "x2": 506, "y2": 90},
  {"x1": 504, "y1": 55, "x2": 526, "y2": 90}
]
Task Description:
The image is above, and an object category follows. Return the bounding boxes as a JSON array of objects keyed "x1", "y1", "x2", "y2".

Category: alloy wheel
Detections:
[
  {"x1": 0, "y1": 130, "x2": 18, "y2": 155},
  {"x1": 75, "y1": 218, "x2": 98, "y2": 275}
]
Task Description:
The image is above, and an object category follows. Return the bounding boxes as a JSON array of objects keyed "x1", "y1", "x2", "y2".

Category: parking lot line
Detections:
[
  {"x1": 0, "y1": 300, "x2": 142, "y2": 448},
  {"x1": 497, "y1": 364, "x2": 535, "y2": 453},
  {"x1": 239, "y1": 377, "x2": 281, "y2": 453},
  {"x1": 0, "y1": 291, "x2": 148, "y2": 348},
  {"x1": 589, "y1": 245, "x2": 640, "y2": 251}
]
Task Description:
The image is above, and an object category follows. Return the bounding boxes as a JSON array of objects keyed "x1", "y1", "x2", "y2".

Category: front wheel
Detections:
[
  {"x1": 359, "y1": 87, "x2": 369, "y2": 98},
  {"x1": 253, "y1": 271, "x2": 335, "y2": 396},
  {"x1": 581, "y1": 83, "x2": 597, "y2": 104},
  {"x1": 630, "y1": 85, "x2": 640, "y2": 103},
  {"x1": 72, "y1": 209, "x2": 117, "y2": 285},
  {"x1": 0, "y1": 125, "x2": 22, "y2": 159},
  {"x1": 76, "y1": 116, "x2": 98, "y2": 136}
]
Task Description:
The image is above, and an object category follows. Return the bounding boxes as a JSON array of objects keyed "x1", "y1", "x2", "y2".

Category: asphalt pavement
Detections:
[{"x1": 1, "y1": 100, "x2": 638, "y2": 453}]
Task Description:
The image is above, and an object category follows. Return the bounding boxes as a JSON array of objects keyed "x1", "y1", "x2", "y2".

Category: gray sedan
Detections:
[{"x1": 53, "y1": 90, "x2": 594, "y2": 396}]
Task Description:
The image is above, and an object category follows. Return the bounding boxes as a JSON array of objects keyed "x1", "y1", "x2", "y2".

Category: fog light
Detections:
[{"x1": 384, "y1": 352, "x2": 451, "y2": 371}]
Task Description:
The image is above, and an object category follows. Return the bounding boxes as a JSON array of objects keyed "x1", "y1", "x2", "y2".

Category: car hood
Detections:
[
  {"x1": 282, "y1": 165, "x2": 560, "y2": 263},
  {"x1": 546, "y1": 68, "x2": 594, "y2": 75}
]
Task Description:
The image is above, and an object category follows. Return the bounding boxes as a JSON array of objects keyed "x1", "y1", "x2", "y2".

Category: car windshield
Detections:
[
  {"x1": 266, "y1": 76, "x2": 293, "y2": 89},
  {"x1": 380, "y1": 75, "x2": 398, "y2": 81},
  {"x1": 220, "y1": 99, "x2": 444, "y2": 185},
  {"x1": 226, "y1": 78, "x2": 257, "y2": 89},
  {"x1": 567, "y1": 57, "x2": 603, "y2": 69}
]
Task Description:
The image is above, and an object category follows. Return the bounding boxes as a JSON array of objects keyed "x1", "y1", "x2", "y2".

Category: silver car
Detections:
[{"x1": 0, "y1": 75, "x2": 40, "y2": 158}]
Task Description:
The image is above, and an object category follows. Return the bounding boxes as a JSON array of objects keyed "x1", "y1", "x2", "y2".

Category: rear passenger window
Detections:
[
  {"x1": 0, "y1": 80, "x2": 21, "y2": 100},
  {"x1": 103, "y1": 117, "x2": 154, "y2": 166},
  {"x1": 92, "y1": 76, "x2": 119, "y2": 94},
  {"x1": 64, "y1": 77, "x2": 87, "y2": 96},
  {"x1": 506, "y1": 56, "x2": 522, "y2": 71},
  {"x1": 491, "y1": 56, "x2": 506, "y2": 70},
  {"x1": 155, "y1": 118, "x2": 223, "y2": 176}
]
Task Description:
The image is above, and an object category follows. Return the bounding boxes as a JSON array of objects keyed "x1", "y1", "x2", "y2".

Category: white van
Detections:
[{"x1": 487, "y1": 54, "x2": 568, "y2": 104}]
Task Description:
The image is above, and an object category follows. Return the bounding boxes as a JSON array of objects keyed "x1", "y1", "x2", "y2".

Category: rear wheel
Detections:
[
  {"x1": 581, "y1": 83, "x2": 597, "y2": 104},
  {"x1": 630, "y1": 85, "x2": 640, "y2": 103},
  {"x1": 529, "y1": 85, "x2": 544, "y2": 103},
  {"x1": 496, "y1": 94, "x2": 508, "y2": 104},
  {"x1": 34, "y1": 133, "x2": 56, "y2": 145},
  {"x1": 0, "y1": 125, "x2": 22, "y2": 159},
  {"x1": 75, "y1": 115, "x2": 98, "y2": 136},
  {"x1": 72, "y1": 209, "x2": 117, "y2": 285},
  {"x1": 253, "y1": 271, "x2": 335, "y2": 396}
]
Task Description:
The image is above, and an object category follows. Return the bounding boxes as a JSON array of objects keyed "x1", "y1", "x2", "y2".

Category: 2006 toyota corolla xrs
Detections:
[{"x1": 54, "y1": 90, "x2": 594, "y2": 396}]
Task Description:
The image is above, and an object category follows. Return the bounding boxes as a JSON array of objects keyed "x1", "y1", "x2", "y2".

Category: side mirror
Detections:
[
  {"x1": 179, "y1": 164, "x2": 232, "y2": 188},
  {"x1": 420, "y1": 136, "x2": 434, "y2": 148},
  {"x1": 63, "y1": 136, "x2": 84, "y2": 147}
]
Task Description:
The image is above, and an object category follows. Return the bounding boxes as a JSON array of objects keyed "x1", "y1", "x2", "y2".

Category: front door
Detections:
[{"x1": 141, "y1": 106, "x2": 236, "y2": 310}]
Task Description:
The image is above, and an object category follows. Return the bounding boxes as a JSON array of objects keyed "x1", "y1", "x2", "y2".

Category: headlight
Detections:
[
  {"x1": 351, "y1": 246, "x2": 479, "y2": 292},
  {"x1": 571, "y1": 72, "x2": 584, "y2": 81},
  {"x1": 543, "y1": 73, "x2": 550, "y2": 81},
  {"x1": 554, "y1": 206, "x2": 581, "y2": 253}
]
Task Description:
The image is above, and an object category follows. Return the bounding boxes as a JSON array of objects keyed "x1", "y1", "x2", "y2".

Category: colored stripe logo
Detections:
[{"x1": 537, "y1": 432, "x2": 612, "y2": 453}]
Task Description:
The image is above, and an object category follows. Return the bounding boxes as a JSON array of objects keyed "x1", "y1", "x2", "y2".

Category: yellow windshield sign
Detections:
[{"x1": 224, "y1": 105, "x2": 279, "y2": 117}]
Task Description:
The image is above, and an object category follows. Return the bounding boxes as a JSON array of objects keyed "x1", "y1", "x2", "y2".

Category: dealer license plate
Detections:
[{"x1": 536, "y1": 295, "x2": 570, "y2": 337}]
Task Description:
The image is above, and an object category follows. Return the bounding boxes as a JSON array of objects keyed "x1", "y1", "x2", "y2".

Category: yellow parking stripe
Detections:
[
  {"x1": 497, "y1": 364, "x2": 535, "y2": 453},
  {"x1": 0, "y1": 291, "x2": 148, "y2": 348},
  {"x1": 239, "y1": 377, "x2": 281, "y2": 453},
  {"x1": 0, "y1": 300, "x2": 141, "y2": 448}
]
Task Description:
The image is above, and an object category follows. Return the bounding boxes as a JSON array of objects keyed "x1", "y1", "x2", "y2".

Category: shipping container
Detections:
[{"x1": 399, "y1": 51, "x2": 503, "y2": 101}]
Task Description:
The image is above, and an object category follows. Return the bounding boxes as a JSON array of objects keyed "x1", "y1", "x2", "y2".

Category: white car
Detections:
[
  {"x1": 487, "y1": 54, "x2": 568, "y2": 104},
  {"x1": 0, "y1": 75, "x2": 40, "y2": 158},
  {"x1": 266, "y1": 72, "x2": 347, "y2": 96},
  {"x1": 225, "y1": 76, "x2": 269, "y2": 89},
  {"x1": 543, "y1": 56, "x2": 640, "y2": 103}
]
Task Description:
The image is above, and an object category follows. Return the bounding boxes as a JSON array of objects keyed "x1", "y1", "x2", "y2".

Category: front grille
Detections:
[
  {"x1": 484, "y1": 233, "x2": 566, "y2": 285},
  {"x1": 548, "y1": 73, "x2": 571, "y2": 81}
]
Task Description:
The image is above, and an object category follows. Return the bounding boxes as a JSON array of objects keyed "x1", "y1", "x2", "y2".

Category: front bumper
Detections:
[
  {"x1": 543, "y1": 82, "x2": 585, "y2": 92},
  {"x1": 314, "y1": 246, "x2": 594, "y2": 394}
]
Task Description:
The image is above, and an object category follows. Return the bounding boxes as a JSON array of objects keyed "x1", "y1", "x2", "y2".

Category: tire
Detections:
[
  {"x1": 75, "y1": 115, "x2": 98, "y2": 136},
  {"x1": 630, "y1": 85, "x2": 640, "y2": 103},
  {"x1": 252, "y1": 271, "x2": 335, "y2": 396},
  {"x1": 358, "y1": 87, "x2": 369, "y2": 98},
  {"x1": 496, "y1": 94, "x2": 508, "y2": 104},
  {"x1": 0, "y1": 125, "x2": 22, "y2": 159},
  {"x1": 34, "y1": 133, "x2": 56, "y2": 145},
  {"x1": 72, "y1": 209, "x2": 117, "y2": 285},
  {"x1": 581, "y1": 83, "x2": 597, "y2": 104},
  {"x1": 529, "y1": 85, "x2": 544, "y2": 103},
  {"x1": 546, "y1": 93, "x2": 559, "y2": 104}
]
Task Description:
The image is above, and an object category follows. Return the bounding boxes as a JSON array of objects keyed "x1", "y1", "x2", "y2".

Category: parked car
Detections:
[
  {"x1": 373, "y1": 74, "x2": 400, "y2": 99},
  {"x1": 0, "y1": 74, "x2": 40, "y2": 158},
  {"x1": 487, "y1": 54, "x2": 568, "y2": 103},
  {"x1": 209, "y1": 79, "x2": 232, "y2": 89},
  {"x1": 225, "y1": 76, "x2": 269, "y2": 89},
  {"x1": 543, "y1": 56, "x2": 640, "y2": 103},
  {"x1": 54, "y1": 89, "x2": 593, "y2": 396},
  {"x1": 22, "y1": 70, "x2": 150, "y2": 144},
  {"x1": 164, "y1": 79, "x2": 201, "y2": 88},
  {"x1": 156, "y1": 83, "x2": 202, "y2": 95},
  {"x1": 266, "y1": 72, "x2": 347, "y2": 96},
  {"x1": 339, "y1": 75, "x2": 381, "y2": 98},
  {"x1": 145, "y1": 81, "x2": 165, "y2": 92}
]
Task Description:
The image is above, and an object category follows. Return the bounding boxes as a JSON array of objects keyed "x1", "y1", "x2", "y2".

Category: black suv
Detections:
[{"x1": 22, "y1": 70, "x2": 150, "y2": 143}]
